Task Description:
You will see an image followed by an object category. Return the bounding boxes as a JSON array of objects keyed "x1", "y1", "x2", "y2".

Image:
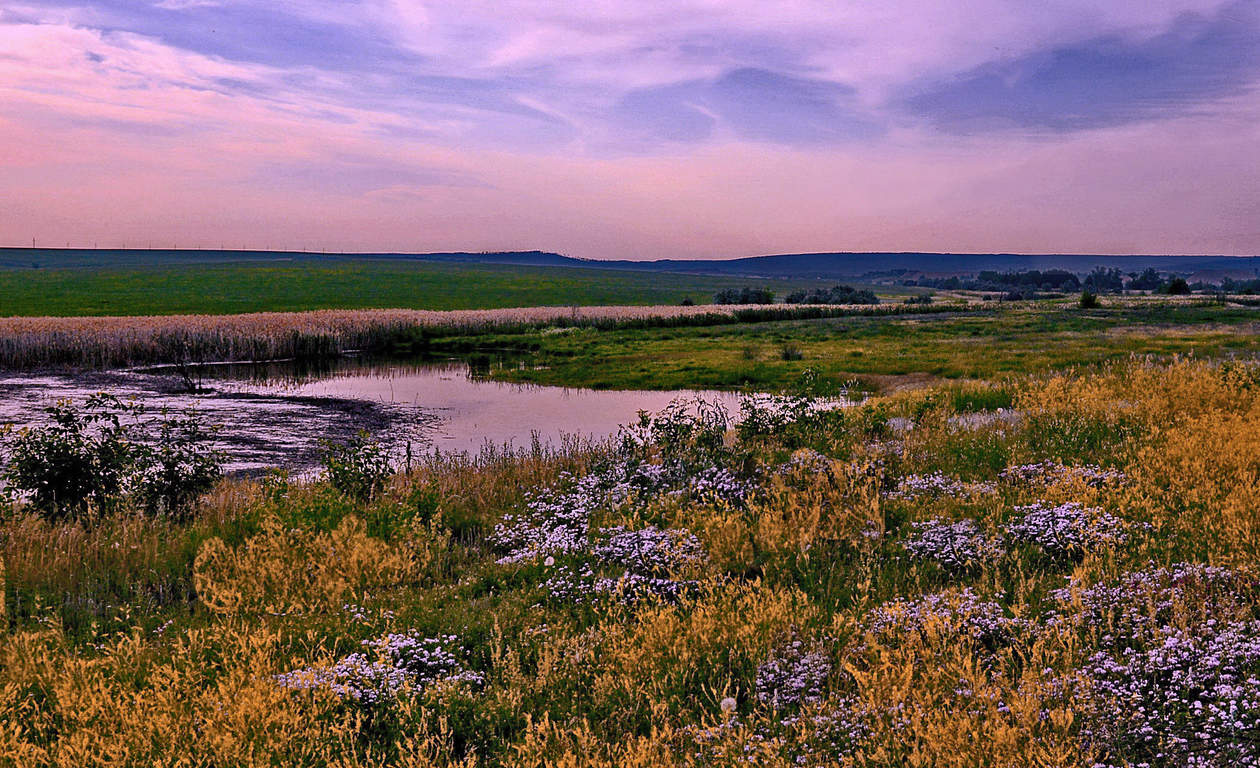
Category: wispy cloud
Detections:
[
  {"x1": 2, "y1": 1, "x2": 1259, "y2": 255},
  {"x1": 901, "y1": 1, "x2": 1260, "y2": 132}
]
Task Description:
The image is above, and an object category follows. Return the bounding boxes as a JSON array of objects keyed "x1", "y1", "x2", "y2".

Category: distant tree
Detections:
[
  {"x1": 713, "y1": 287, "x2": 774, "y2": 305},
  {"x1": 1083, "y1": 267, "x2": 1125, "y2": 294},
  {"x1": 1162, "y1": 277, "x2": 1191, "y2": 295},
  {"x1": 1126, "y1": 267, "x2": 1164, "y2": 291},
  {"x1": 1079, "y1": 290, "x2": 1100, "y2": 309},
  {"x1": 783, "y1": 285, "x2": 879, "y2": 305}
]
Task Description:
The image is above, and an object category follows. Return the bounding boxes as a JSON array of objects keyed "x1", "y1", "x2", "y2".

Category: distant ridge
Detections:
[{"x1": 2, "y1": 247, "x2": 1256, "y2": 278}]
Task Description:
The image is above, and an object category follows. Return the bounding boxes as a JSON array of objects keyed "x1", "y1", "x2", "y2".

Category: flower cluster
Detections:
[
  {"x1": 902, "y1": 518, "x2": 1005, "y2": 572},
  {"x1": 774, "y1": 449, "x2": 835, "y2": 476},
  {"x1": 689, "y1": 466, "x2": 753, "y2": 506},
  {"x1": 594, "y1": 525, "x2": 706, "y2": 574},
  {"x1": 1047, "y1": 563, "x2": 1257, "y2": 641},
  {"x1": 1000, "y1": 460, "x2": 1125, "y2": 487},
  {"x1": 1079, "y1": 620, "x2": 1260, "y2": 767},
  {"x1": 540, "y1": 563, "x2": 699, "y2": 605},
  {"x1": 490, "y1": 471, "x2": 605, "y2": 564},
  {"x1": 867, "y1": 588, "x2": 1023, "y2": 647},
  {"x1": 889, "y1": 472, "x2": 995, "y2": 500},
  {"x1": 1006, "y1": 501, "x2": 1129, "y2": 557},
  {"x1": 536, "y1": 524, "x2": 707, "y2": 606},
  {"x1": 755, "y1": 640, "x2": 833, "y2": 709},
  {"x1": 275, "y1": 632, "x2": 482, "y2": 705}
]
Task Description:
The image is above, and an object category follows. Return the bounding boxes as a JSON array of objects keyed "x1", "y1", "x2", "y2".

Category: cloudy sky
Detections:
[{"x1": 3, "y1": 1, "x2": 1259, "y2": 258}]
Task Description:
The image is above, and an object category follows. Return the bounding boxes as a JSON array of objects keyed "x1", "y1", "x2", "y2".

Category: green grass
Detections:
[
  {"x1": 0, "y1": 259, "x2": 909, "y2": 316},
  {"x1": 443, "y1": 301, "x2": 1260, "y2": 392}
]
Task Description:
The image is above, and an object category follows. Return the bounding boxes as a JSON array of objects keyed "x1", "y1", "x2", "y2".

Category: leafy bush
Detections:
[
  {"x1": 135, "y1": 411, "x2": 223, "y2": 518},
  {"x1": 2, "y1": 395, "x2": 140, "y2": 518},
  {"x1": 322, "y1": 432, "x2": 394, "y2": 502},
  {"x1": 1, "y1": 395, "x2": 222, "y2": 520},
  {"x1": 1079, "y1": 290, "x2": 1100, "y2": 308}
]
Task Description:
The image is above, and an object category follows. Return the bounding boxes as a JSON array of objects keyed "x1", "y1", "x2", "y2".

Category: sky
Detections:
[{"x1": 2, "y1": 1, "x2": 1259, "y2": 259}]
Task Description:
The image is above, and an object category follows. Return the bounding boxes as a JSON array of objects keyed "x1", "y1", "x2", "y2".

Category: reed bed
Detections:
[{"x1": 0, "y1": 303, "x2": 957, "y2": 370}]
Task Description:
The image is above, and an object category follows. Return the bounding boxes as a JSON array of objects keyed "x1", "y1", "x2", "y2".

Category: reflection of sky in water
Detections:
[
  {"x1": 0, "y1": 359, "x2": 748, "y2": 472},
  {"x1": 216, "y1": 359, "x2": 748, "y2": 455}
]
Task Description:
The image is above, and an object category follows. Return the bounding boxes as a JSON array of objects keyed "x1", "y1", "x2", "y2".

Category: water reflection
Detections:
[
  {"x1": 203, "y1": 356, "x2": 749, "y2": 456},
  {"x1": 109, "y1": 355, "x2": 752, "y2": 467}
]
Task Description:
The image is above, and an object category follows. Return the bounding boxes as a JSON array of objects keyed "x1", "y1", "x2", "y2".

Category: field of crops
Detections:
[
  {"x1": 3, "y1": 352, "x2": 1260, "y2": 766},
  {"x1": 0, "y1": 259, "x2": 866, "y2": 317}
]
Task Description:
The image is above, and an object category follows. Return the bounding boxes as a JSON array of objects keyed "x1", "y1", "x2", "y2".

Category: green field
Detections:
[
  {"x1": 0, "y1": 259, "x2": 910, "y2": 316},
  {"x1": 433, "y1": 300, "x2": 1260, "y2": 391}
]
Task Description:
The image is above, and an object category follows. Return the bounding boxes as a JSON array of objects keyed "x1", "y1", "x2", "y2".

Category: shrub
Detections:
[
  {"x1": 322, "y1": 432, "x2": 393, "y2": 502},
  {"x1": 135, "y1": 411, "x2": 224, "y2": 519},
  {"x1": 1, "y1": 395, "x2": 222, "y2": 520},
  {"x1": 1079, "y1": 290, "x2": 1100, "y2": 308},
  {"x1": 1162, "y1": 276, "x2": 1191, "y2": 295},
  {"x1": 1, "y1": 395, "x2": 140, "y2": 518},
  {"x1": 783, "y1": 285, "x2": 879, "y2": 305},
  {"x1": 714, "y1": 287, "x2": 775, "y2": 305}
]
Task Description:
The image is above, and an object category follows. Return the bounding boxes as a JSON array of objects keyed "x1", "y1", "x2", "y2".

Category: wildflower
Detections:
[
  {"x1": 756, "y1": 640, "x2": 832, "y2": 709},
  {"x1": 1007, "y1": 501, "x2": 1129, "y2": 558},
  {"x1": 276, "y1": 631, "x2": 482, "y2": 705},
  {"x1": 902, "y1": 517, "x2": 1005, "y2": 573},
  {"x1": 867, "y1": 588, "x2": 1024, "y2": 648},
  {"x1": 1000, "y1": 460, "x2": 1125, "y2": 487},
  {"x1": 720, "y1": 696, "x2": 738, "y2": 714},
  {"x1": 593, "y1": 525, "x2": 706, "y2": 575},
  {"x1": 889, "y1": 472, "x2": 996, "y2": 500},
  {"x1": 689, "y1": 466, "x2": 753, "y2": 506}
]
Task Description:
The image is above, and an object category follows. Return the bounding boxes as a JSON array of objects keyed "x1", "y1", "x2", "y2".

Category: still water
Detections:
[{"x1": 0, "y1": 357, "x2": 748, "y2": 473}]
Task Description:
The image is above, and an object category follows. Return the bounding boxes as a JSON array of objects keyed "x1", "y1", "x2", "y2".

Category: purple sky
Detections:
[{"x1": 3, "y1": 1, "x2": 1259, "y2": 258}]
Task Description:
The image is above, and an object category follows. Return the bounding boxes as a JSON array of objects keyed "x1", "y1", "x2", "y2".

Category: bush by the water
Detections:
[
  {"x1": 0, "y1": 394, "x2": 222, "y2": 519},
  {"x1": 322, "y1": 432, "x2": 394, "y2": 502}
]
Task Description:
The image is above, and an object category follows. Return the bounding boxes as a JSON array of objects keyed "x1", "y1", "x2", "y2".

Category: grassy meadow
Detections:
[
  {"x1": 1, "y1": 292, "x2": 1259, "y2": 766},
  {"x1": 3, "y1": 357, "x2": 1260, "y2": 766},
  {"x1": 450, "y1": 299, "x2": 1260, "y2": 391},
  {"x1": 0, "y1": 259, "x2": 881, "y2": 317}
]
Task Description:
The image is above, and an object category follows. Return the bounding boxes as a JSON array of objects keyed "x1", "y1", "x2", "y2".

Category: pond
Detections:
[{"x1": 0, "y1": 357, "x2": 749, "y2": 474}]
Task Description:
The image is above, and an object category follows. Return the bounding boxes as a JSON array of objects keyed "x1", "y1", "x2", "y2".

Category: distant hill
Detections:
[
  {"x1": 586, "y1": 252, "x2": 1260, "y2": 279},
  {"x1": 2, "y1": 247, "x2": 1256, "y2": 279}
]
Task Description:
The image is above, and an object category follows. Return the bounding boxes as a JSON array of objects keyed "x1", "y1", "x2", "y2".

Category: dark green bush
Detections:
[
  {"x1": 1, "y1": 395, "x2": 223, "y2": 520},
  {"x1": 135, "y1": 411, "x2": 224, "y2": 519},
  {"x1": 2, "y1": 394, "x2": 140, "y2": 518},
  {"x1": 323, "y1": 432, "x2": 394, "y2": 502}
]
